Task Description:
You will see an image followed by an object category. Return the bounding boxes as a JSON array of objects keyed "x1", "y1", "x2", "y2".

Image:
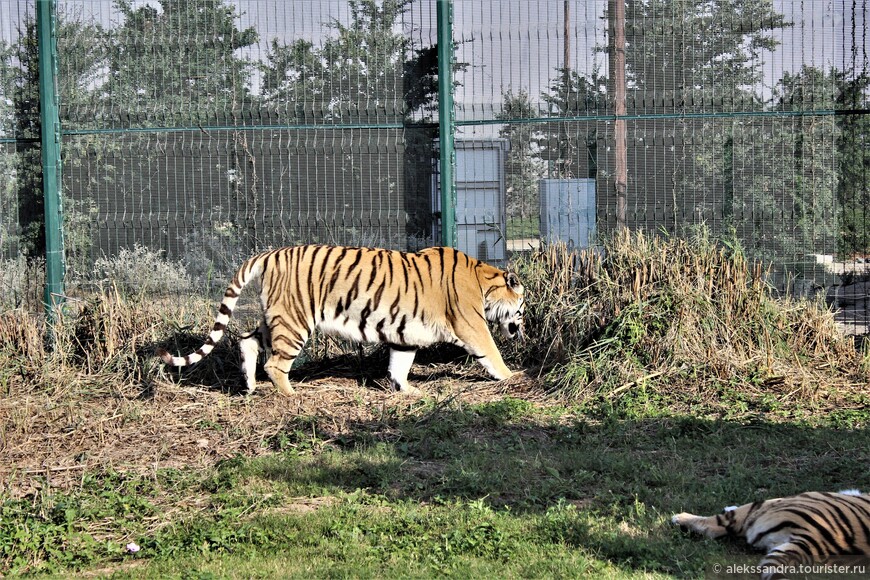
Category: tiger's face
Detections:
[{"x1": 485, "y1": 271, "x2": 525, "y2": 340}]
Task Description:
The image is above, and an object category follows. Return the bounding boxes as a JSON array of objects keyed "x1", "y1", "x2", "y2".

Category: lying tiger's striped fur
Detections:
[
  {"x1": 157, "y1": 245, "x2": 525, "y2": 395},
  {"x1": 673, "y1": 490, "x2": 870, "y2": 579}
]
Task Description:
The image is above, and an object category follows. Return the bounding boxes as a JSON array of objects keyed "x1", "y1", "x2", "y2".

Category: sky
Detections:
[{"x1": 1, "y1": 0, "x2": 867, "y2": 119}]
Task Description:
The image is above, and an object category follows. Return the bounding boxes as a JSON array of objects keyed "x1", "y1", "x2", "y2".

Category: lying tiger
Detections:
[
  {"x1": 673, "y1": 490, "x2": 870, "y2": 580},
  {"x1": 158, "y1": 245, "x2": 525, "y2": 395}
]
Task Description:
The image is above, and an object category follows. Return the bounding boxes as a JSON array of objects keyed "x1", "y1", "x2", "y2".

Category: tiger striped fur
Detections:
[
  {"x1": 673, "y1": 490, "x2": 870, "y2": 580},
  {"x1": 157, "y1": 245, "x2": 525, "y2": 395}
]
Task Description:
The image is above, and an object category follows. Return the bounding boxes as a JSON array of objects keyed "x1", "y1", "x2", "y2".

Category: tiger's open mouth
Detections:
[{"x1": 503, "y1": 320, "x2": 525, "y2": 341}]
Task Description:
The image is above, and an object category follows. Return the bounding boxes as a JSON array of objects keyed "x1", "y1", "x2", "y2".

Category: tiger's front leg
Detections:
[
  {"x1": 671, "y1": 513, "x2": 728, "y2": 539},
  {"x1": 474, "y1": 350, "x2": 513, "y2": 381},
  {"x1": 454, "y1": 324, "x2": 514, "y2": 381},
  {"x1": 387, "y1": 346, "x2": 422, "y2": 395}
]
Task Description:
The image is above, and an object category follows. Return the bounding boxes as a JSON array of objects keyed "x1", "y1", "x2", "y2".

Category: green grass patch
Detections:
[{"x1": 6, "y1": 399, "x2": 868, "y2": 578}]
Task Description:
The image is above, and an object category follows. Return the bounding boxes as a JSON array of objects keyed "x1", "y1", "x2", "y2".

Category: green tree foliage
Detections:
[
  {"x1": 55, "y1": 9, "x2": 110, "y2": 276},
  {"x1": 497, "y1": 89, "x2": 544, "y2": 223},
  {"x1": 57, "y1": 7, "x2": 109, "y2": 129},
  {"x1": 106, "y1": 0, "x2": 258, "y2": 126},
  {"x1": 260, "y1": 0, "x2": 442, "y2": 122},
  {"x1": 258, "y1": 0, "x2": 456, "y2": 244},
  {"x1": 625, "y1": 0, "x2": 786, "y2": 105},
  {"x1": 0, "y1": 37, "x2": 17, "y2": 254},
  {"x1": 731, "y1": 66, "x2": 838, "y2": 265},
  {"x1": 836, "y1": 71, "x2": 870, "y2": 257},
  {"x1": 536, "y1": 68, "x2": 606, "y2": 179},
  {"x1": 9, "y1": 20, "x2": 42, "y2": 257},
  {"x1": 620, "y1": 0, "x2": 793, "y2": 243},
  {"x1": 0, "y1": 12, "x2": 104, "y2": 257}
]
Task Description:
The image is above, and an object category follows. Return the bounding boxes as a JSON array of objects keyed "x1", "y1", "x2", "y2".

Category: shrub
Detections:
[
  {"x1": 0, "y1": 256, "x2": 44, "y2": 311},
  {"x1": 92, "y1": 245, "x2": 193, "y2": 297},
  {"x1": 510, "y1": 229, "x2": 862, "y2": 399}
]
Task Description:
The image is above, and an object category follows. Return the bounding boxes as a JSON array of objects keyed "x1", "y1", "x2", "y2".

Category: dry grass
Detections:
[
  {"x1": 511, "y1": 229, "x2": 866, "y2": 399},
  {"x1": 1, "y1": 231, "x2": 866, "y2": 499},
  {"x1": 0, "y1": 288, "x2": 541, "y2": 498}
]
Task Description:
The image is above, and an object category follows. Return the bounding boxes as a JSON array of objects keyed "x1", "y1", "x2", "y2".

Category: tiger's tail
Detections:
[{"x1": 157, "y1": 252, "x2": 268, "y2": 368}]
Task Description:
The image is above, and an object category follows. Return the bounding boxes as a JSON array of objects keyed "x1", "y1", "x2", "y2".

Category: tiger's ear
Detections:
[{"x1": 505, "y1": 272, "x2": 521, "y2": 290}]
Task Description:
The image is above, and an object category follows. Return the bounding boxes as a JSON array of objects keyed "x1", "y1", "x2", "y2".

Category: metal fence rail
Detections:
[{"x1": 1, "y1": 0, "x2": 868, "y2": 333}]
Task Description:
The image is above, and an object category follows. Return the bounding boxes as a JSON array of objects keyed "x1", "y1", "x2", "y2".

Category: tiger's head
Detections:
[{"x1": 484, "y1": 271, "x2": 525, "y2": 341}]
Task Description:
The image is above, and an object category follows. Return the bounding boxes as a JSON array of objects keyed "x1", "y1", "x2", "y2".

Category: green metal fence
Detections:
[{"x1": 1, "y1": 0, "x2": 868, "y2": 333}]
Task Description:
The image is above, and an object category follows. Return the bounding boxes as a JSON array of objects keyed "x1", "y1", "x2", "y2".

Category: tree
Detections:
[
  {"x1": 835, "y1": 71, "x2": 870, "y2": 257},
  {"x1": 0, "y1": 38, "x2": 21, "y2": 257},
  {"x1": 107, "y1": 0, "x2": 258, "y2": 125},
  {"x1": 3, "y1": 9, "x2": 107, "y2": 259},
  {"x1": 9, "y1": 20, "x2": 42, "y2": 258},
  {"x1": 259, "y1": 0, "x2": 461, "y2": 245},
  {"x1": 613, "y1": 0, "x2": 788, "y2": 233},
  {"x1": 731, "y1": 66, "x2": 839, "y2": 266},
  {"x1": 625, "y1": 0, "x2": 786, "y2": 101},
  {"x1": 536, "y1": 68, "x2": 607, "y2": 180},
  {"x1": 497, "y1": 89, "x2": 544, "y2": 232},
  {"x1": 261, "y1": 0, "x2": 441, "y2": 123}
]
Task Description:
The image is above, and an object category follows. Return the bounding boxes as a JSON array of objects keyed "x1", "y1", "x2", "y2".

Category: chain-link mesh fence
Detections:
[{"x1": 1, "y1": 0, "x2": 868, "y2": 332}]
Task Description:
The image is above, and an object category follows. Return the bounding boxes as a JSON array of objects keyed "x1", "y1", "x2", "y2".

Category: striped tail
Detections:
[{"x1": 157, "y1": 254, "x2": 266, "y2": 368}]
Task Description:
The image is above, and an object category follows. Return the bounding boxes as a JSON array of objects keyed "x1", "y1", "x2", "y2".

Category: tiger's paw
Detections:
[
  {"x1": 671, "y1": 512, "x2": 718, "y2": 538},
  {"x1": 388, "y1": 376, "x2": 423, "y2": 396},
  {"x1": 269, "y1": 378, "x2": 296, "y2": 396}
]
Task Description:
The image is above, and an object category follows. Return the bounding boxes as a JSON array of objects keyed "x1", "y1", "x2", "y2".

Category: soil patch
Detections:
[{"x1": 0, "y1": 359, "x2": 542, "y2": 498}]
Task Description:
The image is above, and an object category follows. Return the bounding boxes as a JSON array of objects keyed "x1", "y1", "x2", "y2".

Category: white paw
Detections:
[{"x1": 397, "y1": 384, "x2": 423, "y2": 396}]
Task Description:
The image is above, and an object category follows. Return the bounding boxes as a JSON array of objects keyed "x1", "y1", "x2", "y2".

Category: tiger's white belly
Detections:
[{"x1": 316, "y1": 307, "x2": 452, "y2": 347}]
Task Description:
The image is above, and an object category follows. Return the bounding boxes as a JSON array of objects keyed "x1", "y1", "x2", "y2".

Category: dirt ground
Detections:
[{"x1": 0, "y1": 355, "x2": 544, "y2": 499}]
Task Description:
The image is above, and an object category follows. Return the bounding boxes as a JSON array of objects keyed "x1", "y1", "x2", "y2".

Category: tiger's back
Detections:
[
  {"x1": 673, "y1": 490, "x2": 870, "y2": 579},
  {"x1": 158, "y1": 245, "x2": 525, "y2": 395}
]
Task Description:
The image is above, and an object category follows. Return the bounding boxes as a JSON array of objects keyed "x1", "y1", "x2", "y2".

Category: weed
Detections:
[
  {"x1": 0, "y1": 471, "x2": 159, "y2": 574},
  {"x1": 510, "y1": 230, "x2": 865, "y2": 405},
  {"x1": 472, "y1": 396, "x2": 535, "y2": 425},
  {"x1": 92, "y1": 245, "x2": 193, "y2": 298},
  {"x1": 0, "y1": 256, "x2": 44, "y2": 311}
]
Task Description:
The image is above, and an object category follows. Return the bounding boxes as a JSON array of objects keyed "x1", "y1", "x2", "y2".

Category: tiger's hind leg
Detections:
[
  {"x1": 239, "y1": 320, "x2": 269, "y2": 395},
  {"x1": 263, "y1": 314, "x2": 311, "y2": 396},
  {"x1": 757, "y1": 543, "x2": 814, "y2": 580}
]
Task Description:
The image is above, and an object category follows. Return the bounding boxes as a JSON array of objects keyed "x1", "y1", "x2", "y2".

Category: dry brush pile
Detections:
[{"x1": 510, "y1": 229, "x2": 868, "y2": 404}]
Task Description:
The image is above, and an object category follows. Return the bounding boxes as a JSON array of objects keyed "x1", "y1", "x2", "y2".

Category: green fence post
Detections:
[
  {"x1": 37, "y1": 0, "x2": 65, "y2": 322},
  {"x1": 436, "y1": 0, "x2": 456, "y2": 248}
]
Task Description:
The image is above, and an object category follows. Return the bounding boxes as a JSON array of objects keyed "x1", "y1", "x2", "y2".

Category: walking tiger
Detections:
[{"x1": 157, "y1": 245, "x2": 525, "y2": 395}]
